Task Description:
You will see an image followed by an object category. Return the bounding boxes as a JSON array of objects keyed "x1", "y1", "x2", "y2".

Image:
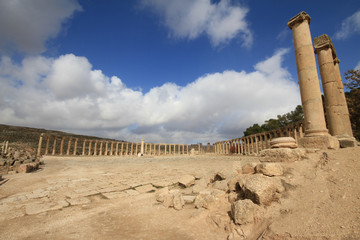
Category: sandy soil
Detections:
[{"x1": 0, "y1": 147, "x2": 359, "y2": 240}]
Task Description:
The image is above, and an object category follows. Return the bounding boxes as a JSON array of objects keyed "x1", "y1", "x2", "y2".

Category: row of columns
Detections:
[
  {"x1": 287, "y1": 11, "x2": 353, "y2": 141},
  {"x1": 214, "y1": 121, "x2": 304, "y2": 155},
  {"x1": 143, "y1": 143, "x2": 189, "y2": 155},
  {"x1": 37, "y1": 134, "x2": 189, "y2": 157}
]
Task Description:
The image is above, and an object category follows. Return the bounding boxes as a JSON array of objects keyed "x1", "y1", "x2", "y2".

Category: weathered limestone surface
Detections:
[
  {"x1": 314, "y1": 34, "x2": 347, "y2": 137},
  {"x1": 255, "y1": 163, "x2": 283, "y2": 177},
  {"x1": 237, "y1": 174, "x2": 284, "y2": 206},
  {"x1": 270, "y1": 137, "x2": 297, "y2": 149},
  {"x1": 231, "y1": 199, "x2": 259, "y2": 225},
  {"x1": 260, "y1": 148, "x2": 307, "y2": 162},
  {"x1": 178, "y1": 175, "x2": 195, "y2": 188}
]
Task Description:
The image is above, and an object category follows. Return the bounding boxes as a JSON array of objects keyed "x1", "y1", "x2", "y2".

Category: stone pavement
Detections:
[{"x1": 0, "y1": 155, "x2": 239, "y2": 222}]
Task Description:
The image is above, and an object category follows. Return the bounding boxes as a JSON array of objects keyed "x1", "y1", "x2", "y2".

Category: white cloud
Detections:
[
  {"x1": 0, "y1": 49, "x2": 300, "y2": 143},
  {"x1": 355, "y1": 61, "x2": 360, "y2": 71},
  {"x1": 0, "y1": 0, "x2": 82, "y2": 54},
  {"x1": 334, "y1": 10, "x2": 360, "y2": 40},
  {"x1": 140, "y1": 0, "x2": 252, "y2": 47}
]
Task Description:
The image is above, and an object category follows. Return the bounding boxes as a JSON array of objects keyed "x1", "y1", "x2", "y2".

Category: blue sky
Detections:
[{"x1": 0, "y1": 0, "x2": 359, "y2": 144}]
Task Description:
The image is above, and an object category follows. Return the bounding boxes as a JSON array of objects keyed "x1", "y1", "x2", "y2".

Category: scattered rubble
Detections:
[{"x1": 0, "y1": 142, "x2": 42, "y2": 175}]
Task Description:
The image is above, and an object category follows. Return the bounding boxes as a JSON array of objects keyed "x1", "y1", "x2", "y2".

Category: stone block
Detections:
[
  {"x1": 211, "y1": 180, "x2": 228, "y2": 191},
  {"x1": 240, "y1": 163, "x2": 257, "y2": 174},
  {"x1": 155, "y1": 187, "x2": 169, "y2": 203},
  {"x1": 237, "y1": 174, "x2": 284, "y2": 206},
  {"x1": 270, "y1": 137, "x2": 297, "y2": 148},
  {"x1": 192, "y1": 178, "x2": 207, "y2": 194},
  {"x1": 194, "y1": 190, "x2": 215, "y2": 209},
  {"x1": 259, "y1": 148, "x2": 307, "y2": 163},
  {"x1": 183, "y1": 195, "x2": 196, "y2": 204},
  {"x1": 172, "y1": 191, "x2": 185, "y2": 210},
  {"x1": 231, "y1": 199, "x2": 259, "y2": 225},
  {"x1": 17, "y1": 164, "x2": 31, "y2": 173},
  {"x1": 255, "y1": 163, "x2": 283, "y2": 177},
  {"x1": 178, "y1": 175, "x2": 195, "y2": 188},
  {"x1": 298, "y1": 135, "x2": 339, "y2": 150},
  {"x1": 338, "y1": 138, "x2": 357, "y2": 148}
]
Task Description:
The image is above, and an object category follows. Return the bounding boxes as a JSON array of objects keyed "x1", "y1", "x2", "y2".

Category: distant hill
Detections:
[{"x1": 0, "y1": 124, "x2": 124, "y2": 152}]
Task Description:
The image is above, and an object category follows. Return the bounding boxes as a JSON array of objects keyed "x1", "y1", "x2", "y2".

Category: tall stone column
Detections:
[
  {"x1": 120, "y1": 143, "x2": 124, "y2": 156},
  {"x1": 140, "y1": 139, "x2": 144, "y2": 155},
  {"x1": 82, "y1": 140, "x2": 86, "y2": 155},
  {"x1": 110, "y1": 142, "x2": 114, "y2": 156},
  {"x1": 37, "y1": 133, "x2": 44, "y2": 156},
  {"x1": 105, "y1": 142, "x2": 108, "y2": 156},
  {"x1": 288, "y1": 12, "x2": 328, "y2": 137},
  {"x1": 334, "y1": 58, "x2": 353, "y2": 137},
  {"x1": 115, "y1": 142, "x2": 119, "y2": 156},
  {"x1": 60, "y1": 137, "x2": 65, "y2": 155},
  {"x1": 288, "y1": 11, "x2": 338, "y2": 149},
  {"x1": 73, "y1": 138, "x2": 78, "y2": 155},
  {"x1": 45, "y1": 136, "x2": 50, "y2": 155},
  {"x1": 66, "y1": 138, "x2": 72, "y2": 155},
  {"x1": 314, "y1": 34, "x2": 346, "y2": 137},
  {"x1": 52, "y1": 138, "x2": 57, "y2": 155},
  {"x1": 88, "y1": 140, "x2": 92, "y2": 155},
  {"x1": 93, "y1": 141, "x2": 98, "y2": 156}
]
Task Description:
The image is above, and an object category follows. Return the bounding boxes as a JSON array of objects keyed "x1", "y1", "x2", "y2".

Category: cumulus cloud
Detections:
[
  {"x1": 140, "y1": 0, "x2": 252, "y2": 47},
  {"x1": 0, "y1": 49, "x2": 300, "y2": 143},
  {"x1": 334, "y1": 10, "x2": 360, "y2": 40},
  {"x1": 0, "y1": 0, "x2": 82, "y2": 54}
]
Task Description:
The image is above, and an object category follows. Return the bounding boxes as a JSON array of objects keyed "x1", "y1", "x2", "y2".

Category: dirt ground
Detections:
[{"x1": 0, "y1": 147, "x2": 360, "y2": 240}]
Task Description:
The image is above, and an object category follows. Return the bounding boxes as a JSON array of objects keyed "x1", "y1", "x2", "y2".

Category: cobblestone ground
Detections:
[{"x1": 0, "y1": 155, "x2": 242, "y2": 240}]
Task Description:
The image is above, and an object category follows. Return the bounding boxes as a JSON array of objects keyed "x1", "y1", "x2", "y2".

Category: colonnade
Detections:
[
  {"x1": 287, "y1": 11, "x2": 354, "y2": 148},
  {"x1": 214, "y1": 121, "x2": 304, "y2": 155},
  {"x1": 37, "y1": 134, "x2": 189, "y2": 157}
]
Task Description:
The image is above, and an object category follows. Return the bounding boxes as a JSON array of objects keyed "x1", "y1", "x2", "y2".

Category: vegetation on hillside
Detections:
[
  {"x1": 344, "y1": 69, "x2": 360, "y2": 140},
  {"x1": 243, "y1": 105, "x2": 303, "y2": 136}
]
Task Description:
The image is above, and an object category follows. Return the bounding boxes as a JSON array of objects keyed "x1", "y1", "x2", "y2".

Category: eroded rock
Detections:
[{"x1": 255, "y1": 163, "x2": 283, "y2": 177}]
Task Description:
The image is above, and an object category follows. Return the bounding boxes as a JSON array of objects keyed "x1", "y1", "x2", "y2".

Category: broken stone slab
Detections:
[
  {"x1": 255, "y1": 163, "x2": 283, "y2": 177},
  {"x1": 231, "y1": 199, "x2": 259, "y2": 225},
  {"x1": 211, "y1": 180, "x2": 228, "y2": 191},
  {"x1": 259, "y1": 148, "x2": 307, "y2": 163},
  {"x1": 270, "y1": 137, "x2": 297, "y2": 148},
  {"x1": 232, "y1": 159, "x2": 261, "y2": 175},
  {"x1": 102, "y1": 191, "x2": 127, "y2": 199},
  {"x1": 67, "y1": 197, "x2": 91, "y2": 206},
  {"x1": 172, "y1": 190, "x2": 185, "y2": 210},
  {"x1": 210, "y1": 172, "x2": 227, "y2": 183},
  {"x1": 183, "y1": 195, "x2": 196, "y2": 204},
  {"x1": 25, "y1": 200, "x2": 69, "y2": 215},
  {"x1": 237, "y1": 174, "x2": 284, "y2": 206},
  {"x1": 194, "y1": 190, "x2": 215, "y2": 209},
  {"x1": 178, "y1": 175, "x2": 195, "y2": 188},
  {"x1": 155, "y1": 187, "x2": 169, "y2": 203},
  {"x1": 240, "y1": 163, "x2": 257, "y2": 174},
  {"x1": 125, "y1": 189, "x2": 140, "y2": 196},
  {"x1": 161, "y1": 190, "x2": 185, "y2": 210},
  {"x1": 135, "y1": 184, "x2": 156, "y2": 193},
  {"x1": 192, "y1": 178, "x2": 208, "y2": 194}
]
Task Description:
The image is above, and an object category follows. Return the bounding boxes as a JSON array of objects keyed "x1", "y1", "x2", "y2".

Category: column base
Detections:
[
  {"x1": 298, "y1": 135, "x2": 339, "y2": 150},
  {"x1": 337, "y1": 137, "x2": 358, "y2": 148}
]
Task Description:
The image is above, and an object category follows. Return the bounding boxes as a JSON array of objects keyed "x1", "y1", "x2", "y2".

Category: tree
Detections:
[
  {"x1": 244, "y1": 124, "x2": 264, "y2": 136},
  {"x1": 344, "y1": 69, "x2": 360, "y2": 140},
  {"x1": 243, "y1": 105, "x2": 303, "y2": 136}
]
